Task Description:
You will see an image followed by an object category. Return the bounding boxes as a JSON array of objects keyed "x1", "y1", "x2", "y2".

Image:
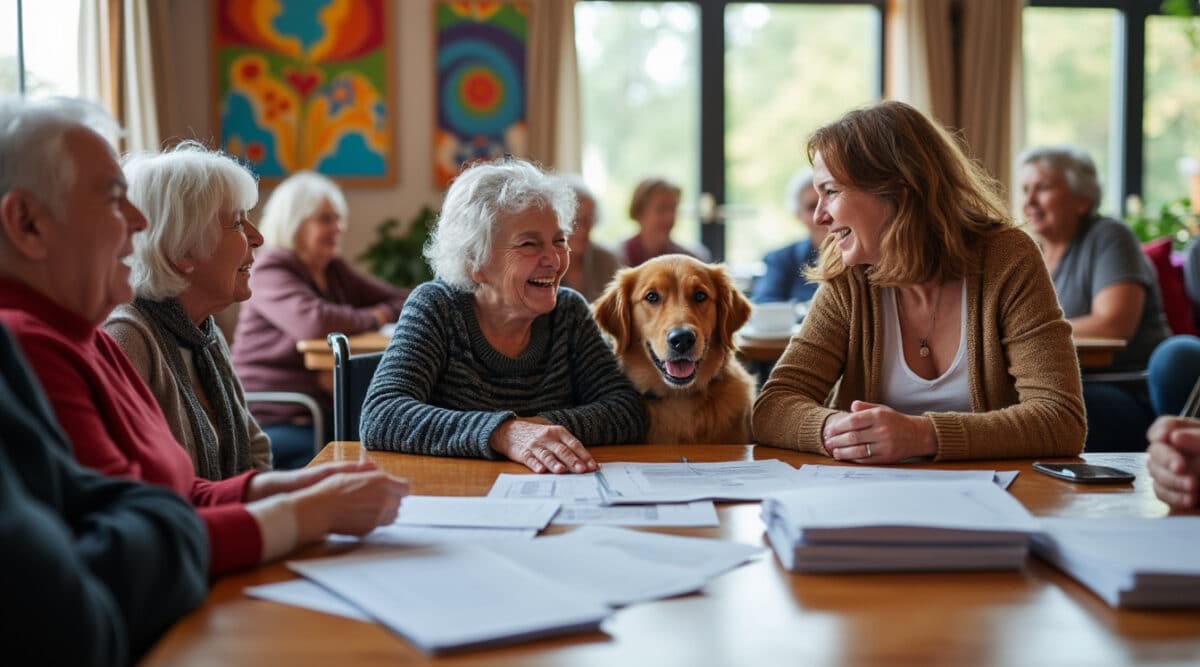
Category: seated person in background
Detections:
[
  {"x1": 1018, "y1": 145, "x2": 1170, "y2": 452},
  {"x1": 233, "y1": 171, "x2": 409, "y2": 468},
  {"x1": 0, "y1": 323, "x2": 206, "y2": 666},
  {"x1": 104, "y1": 142, "x2": 271, "y2": 479},
  {"x1": 560, "y1": 175, "x2": 623, "y2": 302},
  {"x1": 616, "y1": 177, "x2": 710, "y2": 266},
  {"x1": 0, "y1": 96, "x2": 408, "y2": 576},
  {"x1": 1147, "y1": 334, "x2": 1200, "y2": 417},
  {"x1": 751, "y1": 169, "x2": 825, "y2": 303},
  {"x1": 360, "y1": 158, "x2": 645, "y2": 473},
  {"x1": 753, "y1": 101, "x2": 1085, "y2": 463},
  {"x1": 1146, "y1": 411, "x2": 1200, "y2": 510}
]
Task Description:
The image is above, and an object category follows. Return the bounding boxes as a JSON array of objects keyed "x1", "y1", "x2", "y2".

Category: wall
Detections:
[{"x1": 165, "y1": 0, "x2": 444, "y2": 266}]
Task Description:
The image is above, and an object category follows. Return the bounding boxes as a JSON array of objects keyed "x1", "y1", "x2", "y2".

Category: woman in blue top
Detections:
[{"x1": 360, "y1": 159, "x2": 645, "y2": 473}]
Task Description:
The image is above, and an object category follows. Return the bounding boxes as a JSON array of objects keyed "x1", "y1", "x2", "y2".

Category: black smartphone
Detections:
[{"x1": 1032, "y1": 462, "x2": 1135, "y2": 484}]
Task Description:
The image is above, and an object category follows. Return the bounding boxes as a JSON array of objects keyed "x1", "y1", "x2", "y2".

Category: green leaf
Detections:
[{"x1": 357, "y1": 206, "x2": 438, "y2": 287}]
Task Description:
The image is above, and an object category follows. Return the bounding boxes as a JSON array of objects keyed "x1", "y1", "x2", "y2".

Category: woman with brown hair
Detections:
[
  {"x1": 752, "y1": 101, "x2": 1085, "y2": 463},
  {"x1": 616, "y1": 177, "x2": 710, "y2": 266}
]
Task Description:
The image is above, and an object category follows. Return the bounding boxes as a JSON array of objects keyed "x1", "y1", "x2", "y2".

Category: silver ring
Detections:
[{"x1": 865, "y1": 444, "x2": 872, "y2": 458}]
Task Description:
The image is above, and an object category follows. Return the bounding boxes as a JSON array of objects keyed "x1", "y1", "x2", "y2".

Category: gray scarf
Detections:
[{"x1": 133, "y1": 297, "x2": 251, "y2": 480}]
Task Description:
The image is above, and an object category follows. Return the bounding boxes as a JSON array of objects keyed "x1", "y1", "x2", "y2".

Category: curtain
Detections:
[
  {"x1": 885, "y1": 0, "x2": 1023, "y2": 199},
  {"x1": 526, "y1": 0, "x2": 581, "y2": 173},
  {"x1": 79, "y1": 0, "x2": 168, "y2": 152}
]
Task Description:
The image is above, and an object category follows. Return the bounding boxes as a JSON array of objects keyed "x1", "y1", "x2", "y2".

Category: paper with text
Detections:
[{"x1": 487, "y1": 473, "x2": 719, "y2": 526}]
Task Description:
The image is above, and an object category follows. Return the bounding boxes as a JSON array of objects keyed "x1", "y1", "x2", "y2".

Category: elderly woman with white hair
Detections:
[
  {"x1": 751, "y1": 169, "x2": 825, "y2": 304},
  {"x1": 360, "y1": 159, "x2": 645, "y2": 473},
  {"x1": 1018, "y1": 145, "x2": 1170, "y2": 451},
  {"x1": 560, "y1": 175, "x2": 623, "y2": 302},
  {"x1": 232, "y1": 171, "x2": 409, "y2": 468}
]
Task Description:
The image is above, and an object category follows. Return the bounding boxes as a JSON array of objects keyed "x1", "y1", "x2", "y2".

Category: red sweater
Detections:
[{"x1": 0, "y1": 278, "x2": 262, "y2": 575}]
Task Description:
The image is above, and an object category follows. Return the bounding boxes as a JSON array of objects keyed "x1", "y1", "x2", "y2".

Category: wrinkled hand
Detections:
[
  {"x1": 489, "y1": 418, "x2": 597, "y2": 474},
  {"x1": 821, "y1": 400, "x2": 937, "y2": 464},
  {"x1": 244, "y1": 460, "x2": 380, "y2": 501},
  {"x1": 292, "y1": 471, "x2": 410, "y2": 543},
  {"x1": 1146, "y1": 416, "x2": 1200, "y2": 510}
]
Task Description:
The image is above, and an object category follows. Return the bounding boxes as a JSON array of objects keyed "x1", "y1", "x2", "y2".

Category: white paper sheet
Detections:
[
  {"x1": 596, "y1": 459, "x2": 803, "y2": 504},
  {"x1": 289, "y1": 545, "x2": 610, "y2": 654},
  {"x1": 327, "y1": 524, "x2": 537, "y2": 547},
  {"x1": 392, "y1": 495, "x2": 560, "y2": 530},
  {"x1": 794, "y1": 464, "x2": 1019, "y2": 489},
  {"x1": 245, "y1": 579, "x2": 371, "y2": 622},
  {"x1": 487, "y1": 473, "x2": 719, "y2": 527}
]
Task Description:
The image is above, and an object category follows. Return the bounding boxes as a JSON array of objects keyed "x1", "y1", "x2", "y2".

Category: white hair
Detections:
[
  {"x1": 426, "y1": 159, "x2": 576, "y2": 292},
  {"x1": 0, "y1": 96, "x2": 120, "y2": 218},
  {"x1": 784, "y1": 169, "x2": 814, "y2": 215},
  {"x1": 1017, "y1": 145, "x2": 1103, "y2": 215},
  {"x1": 258, "y1": 171, "x2": 348, "y2": 250},
  {"x1": 123, "y1": 141, "x2": 259, "y2": 299}
]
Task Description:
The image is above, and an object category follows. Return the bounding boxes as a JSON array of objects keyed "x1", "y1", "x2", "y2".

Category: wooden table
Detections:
[
  {"x1": 736, "y1": 334, "x2": 1127, "y2": 369},
  {"x1": 300, "y1": 333, "x2": 1127, "y2": 371},
  {"x1": 143, "y1": 444, "x2": 1200, "y2": 667}
]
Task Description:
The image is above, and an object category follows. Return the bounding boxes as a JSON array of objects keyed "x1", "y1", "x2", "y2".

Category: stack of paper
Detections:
[
  {"x1": 597, "y1": 459, "x2": 803, "y2": 503},
  {"x1": 250, "y1": 526, "x2": 763, "y2": 654},
  {"x1": 1032, "y1": 517, "x2": 1200, "y2": 608},
  {"x1": 761, "y1": 480, "x2": 1038, "y2": 573}
]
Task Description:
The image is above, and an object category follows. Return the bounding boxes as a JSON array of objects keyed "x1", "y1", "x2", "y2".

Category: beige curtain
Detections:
[
  {"x1": 885, "y1": 0, "x2": 1023, "y2": 199},
  {"x1": 79, "y1": 0, "x2": 169, "y2": 152},
  {"x1": 526, "y1": 0, "x2": 581, "y2": 173}
]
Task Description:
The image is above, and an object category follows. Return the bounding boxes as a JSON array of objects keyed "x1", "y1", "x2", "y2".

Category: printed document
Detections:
[
  {"x1": 596, "y1": 459, "x2": 802, "y2": 503},
  {"x1": 488, "y1": 473, "x2": 718, "y2": 526},
  {"x1": 392, "y1": 495, "x2": 560, "y2": 530},
  {"x1": 794, "y1": 464, "x2": 1019, "y2": 489}
]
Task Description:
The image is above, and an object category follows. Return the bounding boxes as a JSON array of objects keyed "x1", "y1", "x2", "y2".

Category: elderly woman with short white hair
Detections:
[
  {"x1": 232, "y1": 171, "x2": 409, "y2": 468},
  {"x1": 360, "y1": 159, "x2": 645, "y2": 473}
]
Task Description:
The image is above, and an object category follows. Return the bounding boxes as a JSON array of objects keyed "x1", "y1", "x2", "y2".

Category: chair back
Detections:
[{"x1": 328, "y1": 332, "x2": 384, "y2": 442}]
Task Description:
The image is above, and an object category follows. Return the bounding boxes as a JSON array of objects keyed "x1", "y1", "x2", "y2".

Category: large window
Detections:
[
  {"x1": 0, "y1": 0, "x2": 81, "y2": 98},
  {"x1": 1025, "y1": 1, "x2": 1200, "y2": 213},
  {"x1": 577, "y1": 0, "x2": 884, "y2": 266}
]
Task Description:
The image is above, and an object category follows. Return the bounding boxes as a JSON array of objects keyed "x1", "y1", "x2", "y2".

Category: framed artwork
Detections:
[
  {"x1": 213, "y1": 0, "x2": 395, "y2": 185},
  {"x1": 434, "y1": 1, "x2": 529, "y2": 189}
]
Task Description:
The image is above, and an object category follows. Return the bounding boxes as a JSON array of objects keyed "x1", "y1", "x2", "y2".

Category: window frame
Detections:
[{"x1": 578, "y1": 0, "x2": 886, "y2": 261}]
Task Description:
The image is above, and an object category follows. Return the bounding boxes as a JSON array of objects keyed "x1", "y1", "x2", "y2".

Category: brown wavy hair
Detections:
[
  {"x1": 805, "y1": 101, "x2": 1012, "y2": 286},
  {"x1": 628, "y1": 177, "x2": 681, "y2": 221}
]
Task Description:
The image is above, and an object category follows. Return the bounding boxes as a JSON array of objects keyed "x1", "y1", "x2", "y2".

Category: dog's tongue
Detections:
[{"x1": 665, "y1": 360, "x2": 696, "y2": 379}]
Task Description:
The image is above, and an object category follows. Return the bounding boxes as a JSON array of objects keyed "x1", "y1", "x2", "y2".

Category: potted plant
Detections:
[{"x1": 358, "y1": 206, "x2": 438, "y2": 287}]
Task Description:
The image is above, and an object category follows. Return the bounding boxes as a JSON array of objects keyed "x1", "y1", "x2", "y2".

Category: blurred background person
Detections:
[
  {"x1": 754, "y1": 101, "x2": 1085, "y2": 463},
  {"x1": 751, "y1": 168, "x2": 825, "y2": 304},
  {"x1": 616, "y1": 177, "x2": 710, "y2": 266},
  {"x1": 105, "y1": 142, "x2": 271, "y2": 479},
  {"x1": 233, "y1": 171, "x2": 409, "y2": 468},
  {"x1": 361, "y1": 159, "x2": 645, "y2": 472},
  {"x1": 560, "y1": 175, "x2": 623, "y2": 302},
  {"x1": 1018, "y1": 145, "x2": 1170, "y2": 451}
]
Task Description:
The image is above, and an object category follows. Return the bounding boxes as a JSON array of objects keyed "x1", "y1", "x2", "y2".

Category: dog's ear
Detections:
[
  {"x1": 713, "y1": 265, "x2": 752, "y2": 350},
  {"x1": 593, "y1": 268, "x2": 635, "y2": 353}
]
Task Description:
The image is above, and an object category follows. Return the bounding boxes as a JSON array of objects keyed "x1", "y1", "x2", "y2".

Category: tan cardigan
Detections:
[{"x1": 752, "y1": 227, "x2": 1086, "y2": 460}]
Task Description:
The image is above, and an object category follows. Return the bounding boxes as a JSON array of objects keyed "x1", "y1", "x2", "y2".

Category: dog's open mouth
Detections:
[{"x1": 646, "y1": 342, "x2": 698, "y2": 386}]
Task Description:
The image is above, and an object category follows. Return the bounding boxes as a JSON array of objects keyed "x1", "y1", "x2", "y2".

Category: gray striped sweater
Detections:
[{"x1": 360, "y1": 280, "x2": 645, "y2": 458}]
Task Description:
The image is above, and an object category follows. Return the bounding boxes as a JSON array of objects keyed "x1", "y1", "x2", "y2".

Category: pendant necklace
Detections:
[{"x1": 917, "y1": 282, "x2": 944, "y2": 359}]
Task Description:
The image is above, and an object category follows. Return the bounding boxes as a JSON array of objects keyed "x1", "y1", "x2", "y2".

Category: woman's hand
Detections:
[
  {"x1": 489, "y1": 417, "x2": 597, "y2": 474},
  {"x1": 1147, "y1": 416, "x2": 1200, "y2": 510},
  {"x1": 821, "y1": 400, "x2": 937, "y2": 464},
  {"x1": 291, "y1": 470, "x2": 410, "y2": 544},
  {"x1": 244, "y1": 460, "x2": 379, "y2": 501}
]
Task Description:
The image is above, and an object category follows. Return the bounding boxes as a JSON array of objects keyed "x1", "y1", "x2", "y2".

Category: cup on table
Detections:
[{"x1": 747, "y1": 301, "x2": 796, "y2": 335}]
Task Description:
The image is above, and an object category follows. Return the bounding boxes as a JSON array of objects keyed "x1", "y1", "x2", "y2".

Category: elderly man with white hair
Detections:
[
  {"x1": 0, "y1": 99, "x2": 408, "y2": 577},
  {"x1": 360, "y1": 158, "x2": 645, "y2": 473}
]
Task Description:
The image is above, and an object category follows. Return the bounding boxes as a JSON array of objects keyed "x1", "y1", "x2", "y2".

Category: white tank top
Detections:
[{"x1": 878, "y1": 282, "x2": 971, "y2": 415}]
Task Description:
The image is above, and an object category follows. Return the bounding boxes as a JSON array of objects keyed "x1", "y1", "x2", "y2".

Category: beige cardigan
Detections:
[
  {"x1": 104, "y1": 304, "x2": 272, "y2": 474},
  {"x1": 752, "y1": 227, "x2": 1086, "y2": 460}
]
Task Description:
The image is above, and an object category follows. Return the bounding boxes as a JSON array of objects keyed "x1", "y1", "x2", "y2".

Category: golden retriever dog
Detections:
[{"x1": 594, "y1": 255, "x2": 755, "y2": 444}]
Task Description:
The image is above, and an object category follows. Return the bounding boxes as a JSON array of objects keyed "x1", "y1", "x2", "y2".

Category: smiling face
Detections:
[
  {"x1": 181, "y1": 209, "x2": 263, "y2": 321},
  {"x1": 1019, "y1": 161, "x2": 1091, "y2": 242},
  {"x1": 811, "y1": 152, "x2": 894, "y2": 267},
  {"x1": 292, "y1": 198, "x2": 344, "y2": 269},
  {"x1": 44, "y1": 128, "x2": 148, "y2": 323},
  {"x1": 472, "y1": 206, "x2": 569, "y2": 323}
]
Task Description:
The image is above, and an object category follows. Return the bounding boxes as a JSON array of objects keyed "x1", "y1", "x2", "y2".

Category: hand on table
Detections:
[
  {"x1": 1147, "y1": 416, "x2": 1200, "y2": 510},
  {"x1": 821, "y1": 400, "x2": 937, "y2": 464},
  {"x1": 291, "y1": 470, "x2": 410, "y2": 543},
  {"x1": 489, "y1": 417, "x2": 597, "y2": 474}
]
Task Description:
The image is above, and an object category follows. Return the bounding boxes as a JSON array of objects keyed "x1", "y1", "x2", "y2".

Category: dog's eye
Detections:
[
  {"x1": 693, "y1": 291, "x2": 708, "y2": 303},
  {"x1": 645, "y1": 290, "x2": 660, "y2": 303}
]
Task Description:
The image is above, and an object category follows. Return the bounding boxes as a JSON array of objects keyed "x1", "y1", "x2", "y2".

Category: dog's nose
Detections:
[{"x1": 667, "y1": 327, "x2": 696, "y2": 353}]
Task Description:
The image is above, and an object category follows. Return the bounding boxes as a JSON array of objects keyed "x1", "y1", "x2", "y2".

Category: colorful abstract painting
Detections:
[
  {"x1": 435, "y1": 1, "x2": 529, "y2": 189},
  {"x1": 213, "y1": 0, "x2": 393, "y2": 184}
]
